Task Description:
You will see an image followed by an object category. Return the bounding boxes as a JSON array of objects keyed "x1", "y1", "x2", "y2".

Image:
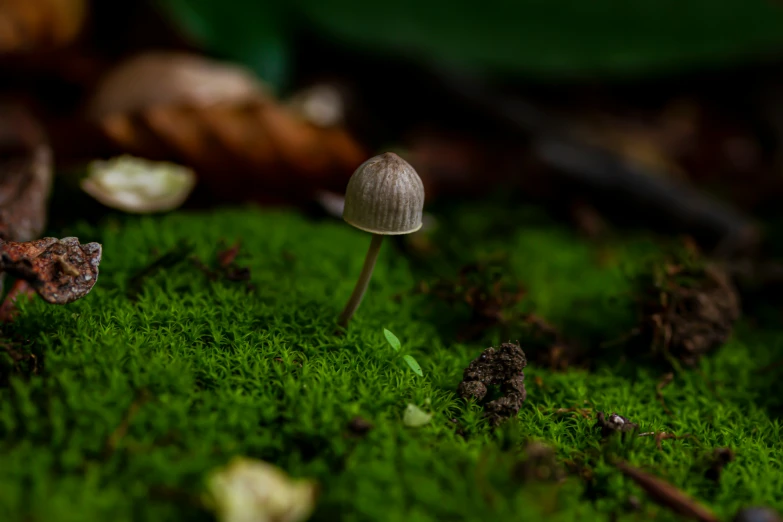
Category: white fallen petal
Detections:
[
  {"x1": 81, "y1": 155, "x2": 196, "y2": 213},
  {"x1": 205, "y1": 457, "x2": 318, "y2": 522},
  {"x1": 403, "y1": 403, "x2": 433, "y2": 428}
]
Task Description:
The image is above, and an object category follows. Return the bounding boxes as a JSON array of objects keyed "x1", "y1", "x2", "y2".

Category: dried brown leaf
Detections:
[
  {"x1": 86, "y1": 52, "x2": 367, "y2": 204},
  {"x1": 0, "y1": 236, "x2": 102, "y2": 304},
  {"x1": 0, "y1": 0, "x2": 87, "y2": 53}
]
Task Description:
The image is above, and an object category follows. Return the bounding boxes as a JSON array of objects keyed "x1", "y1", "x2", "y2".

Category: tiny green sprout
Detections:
[
  {"x1": 402, "y1": 355, "x2": 422, "y2": 377},
  {"x1": 383, "y1": 328, "x2": 423, "y2": 377},
  {"x1": 383, "y1": 328, "x2": 401, "y2": 352}
]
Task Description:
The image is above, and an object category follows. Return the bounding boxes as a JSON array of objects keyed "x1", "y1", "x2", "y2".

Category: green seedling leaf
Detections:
[
  {"x1": 403, "y1": 404, "x2": 432, "y2": 428},
  {"x1": 383, "y1": 328, "x2": 401, "y2": 352},
  {"x1": 403, "y1": 355, "x2": 423, "y2": 377}
]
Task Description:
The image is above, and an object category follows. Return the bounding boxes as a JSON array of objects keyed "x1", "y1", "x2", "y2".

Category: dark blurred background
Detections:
[{"x1": 5, "y1": 0, "x2": 783, "y2": 259}]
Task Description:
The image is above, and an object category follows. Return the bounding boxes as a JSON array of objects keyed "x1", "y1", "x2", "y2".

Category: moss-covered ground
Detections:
[{"x1": 1, "y1": 200, "x2": 782, "y2": 521}]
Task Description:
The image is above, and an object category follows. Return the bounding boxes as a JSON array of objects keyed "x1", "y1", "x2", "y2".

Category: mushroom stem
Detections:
[{"x1": 338, "y1": 233, "x2": 384, "y2": 328}]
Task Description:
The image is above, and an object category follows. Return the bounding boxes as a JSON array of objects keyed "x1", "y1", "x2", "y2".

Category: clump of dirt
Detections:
[
  {"x1": 594, "y1": 412, "x2": 639, "y2": 438},
  {"x1": 457, "y1": 342, "x2": 527, "y2": 426},
  {"x1": 639, "y1": 261, "x2": 740, "y2": 366},
  {"x1": 347, "y1": 416, "x2": 373, "y2": 436},
  {"x1": 420, "y1": 258, "x2": 526, "y2": 341}
]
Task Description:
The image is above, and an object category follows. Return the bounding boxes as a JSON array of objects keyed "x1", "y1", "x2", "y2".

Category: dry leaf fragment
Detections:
[
  {"x1": 0, "y1": 236, "x2": 102, "y2": 304},
  {"x1": 82, "y1": 155, "x2": 196, "y2": 213},
  {"x1": 0, "y1": 0, "x2": 87, "y2": 53},
  {"x1": 0, "y1": 103, "x2": 53, "y2": 242},
  {"x1": 204, "y1": 457, "x2": 318, "y2": 522},
  {"x1": 86, "y1": 52, "x2": 366, "y2": 205}
]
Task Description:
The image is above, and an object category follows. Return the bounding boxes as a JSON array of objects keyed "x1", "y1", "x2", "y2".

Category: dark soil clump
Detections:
[
  {"x1": 640, "y1": 262, "x2": 740, "y2": 366},
  {"x1": 457, "y1": 342, "x2": 527, "y2": 426},
  {"x1": 421, "y1": 259, "x2": 526, "y2": 341}
]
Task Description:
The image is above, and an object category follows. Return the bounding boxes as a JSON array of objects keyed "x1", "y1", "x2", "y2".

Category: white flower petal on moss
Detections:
[
  {"x1": 81, "y1": 155, "x2": 196, "y2": 213},
  {"x1": 205, "y1": 457, "x2": 318, "y2": 522},
  {"x1": 403, "y1": 403, "x2": 432, "y2": 428}
]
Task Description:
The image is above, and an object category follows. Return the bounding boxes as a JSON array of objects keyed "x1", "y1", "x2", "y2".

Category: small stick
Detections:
[
  {"x1": 429, "y1": 66, "x2": 759, "y2": 256},
  {"x1": 613, "y1": 459, "x2": 718, "y2": 522},
  {"x1": 337, "y1": 233, "x2": 383, "y2": 328}
]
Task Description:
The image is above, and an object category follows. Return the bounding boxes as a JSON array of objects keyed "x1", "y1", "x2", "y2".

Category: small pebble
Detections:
[{"x1": 733, "y1": 507, "x2": 783, "y2": 522}]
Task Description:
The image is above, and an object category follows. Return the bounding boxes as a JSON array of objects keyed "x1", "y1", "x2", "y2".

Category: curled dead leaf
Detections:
[
  {"x1": 82, "y1": 155, "x2": 196, "y2": 213},
  {"x1": 86, "y1": 52, "x2": 268, "y2": 120},
  {"x1": 86, "y1": 52, "x2": 367, "y2": 205},
  {"x1": 0, "y1": 236, "x2": 101, "y2": 304},
  {"x1": 0, "y1": 0, "x2": 87, "y2": 53}
]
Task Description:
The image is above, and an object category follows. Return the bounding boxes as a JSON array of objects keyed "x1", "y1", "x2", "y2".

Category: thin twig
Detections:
[{"x1": 612, "y1": 459, "x2": 718, "y2": 522}]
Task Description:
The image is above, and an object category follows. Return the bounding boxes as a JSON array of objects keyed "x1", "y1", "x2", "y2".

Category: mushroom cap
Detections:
[{"x1": 342, "y1": 152, "x2": 425, "y2": 235}]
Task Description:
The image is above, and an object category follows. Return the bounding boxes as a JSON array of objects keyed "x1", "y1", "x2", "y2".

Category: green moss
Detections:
[{"x1": 1, "y1": 203, "x2": 782, "y2": 521}]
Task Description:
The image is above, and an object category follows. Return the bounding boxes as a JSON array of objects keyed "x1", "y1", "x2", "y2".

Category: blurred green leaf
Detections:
[
  {"x1": 298, "y1": 0, "x2": 783, "y2": 78},
  {"x1": 156, "y1": 0, "x2": 783, "y2": 83},
  {"x1": 155, "y1": 0, "x2": 290, "y2": 91}
]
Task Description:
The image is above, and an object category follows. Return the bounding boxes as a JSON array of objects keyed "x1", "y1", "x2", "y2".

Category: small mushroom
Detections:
[{"x1": 337, "y1": 152, "x2": 425, "y2": 328}]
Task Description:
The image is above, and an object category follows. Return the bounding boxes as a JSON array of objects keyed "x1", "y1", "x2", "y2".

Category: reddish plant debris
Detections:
[
  {"x1": 457, "y1": 342, "x2": 527, "y2": 426},
  {"x1": 512, "y1": 441, "x2": 565, "y2": 483},
  {"x1": 569, "y1": 200, "x2": 608, "y2": 239},
  {"x1": 423, "y1": 260, "x2": 526, "y2": 341},
  {"x1": 0, "y1": 236, "x2": 101, "y2": 304},
  {"x1": 640, "y1": 262, "x2": 740, "y2": 366},
  {"x1": 191, "y1": 240, "x2": 255, "y2": 293},
  {"x1": 0, "y1": 0, "x2": 87, "y2": 53},
  {"x1": 637, "y1": 431, "x2": 699, "y2": 451},
  {"x1": 127, "y1": 241, "x2": 194, "y2": 301},
  {"x1": 594, "y1": 412, "x2": 639, "y2": 438},
  {"x1": 548, "y1": 406, "x2": 593, "y2": 419},
  {"x1": 613, "y1": 459, "x2": 719, "y2": 522},
  {"x1": 103, "y1": 390, "x2": 151, "y2": 458},
  {"x1": 86, "y1": 52, "x2": 367, "y2": 206},
  {"x1": 704, "y1": 447, "x2": 735, "y2": 483},
  {"x1": 0, "y1": 279, "x2": 34, "y2": 322},
  {"x1": 521, "y1": 313, "x2": 587, "y2": 371}
]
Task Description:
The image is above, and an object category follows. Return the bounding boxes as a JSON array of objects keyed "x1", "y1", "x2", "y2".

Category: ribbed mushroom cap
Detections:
[{"x1": 342, "y1": 152, "x2": 425, "y2": 235}]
